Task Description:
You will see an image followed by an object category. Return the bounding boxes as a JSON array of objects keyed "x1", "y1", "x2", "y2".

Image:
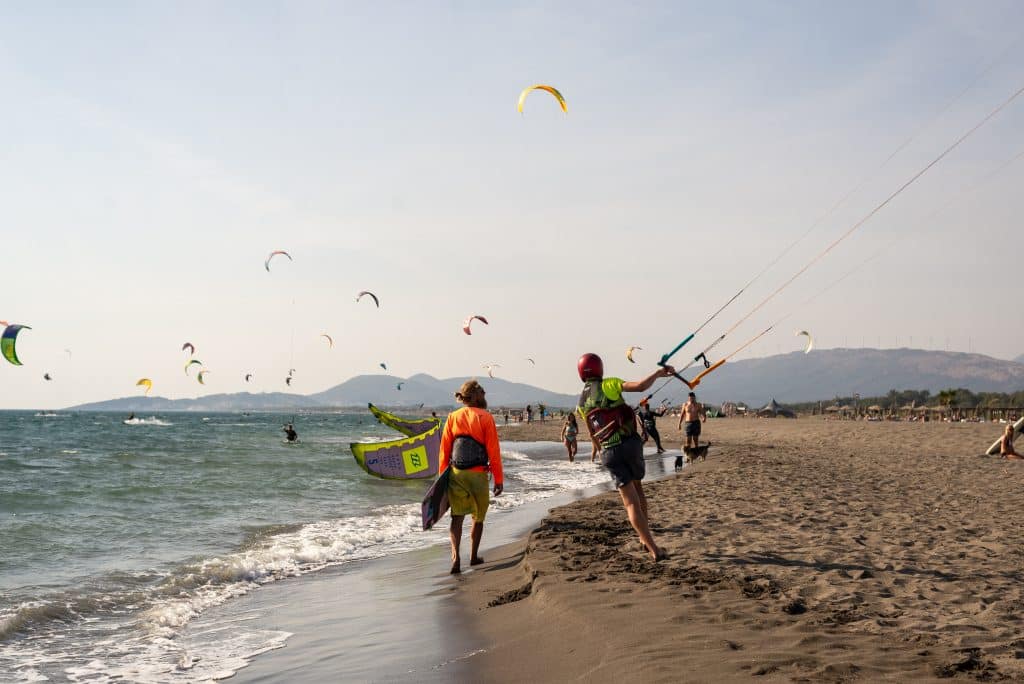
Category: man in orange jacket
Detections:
[{"x1": 439, "y1": 379, "x2": 503, "y2": 574}]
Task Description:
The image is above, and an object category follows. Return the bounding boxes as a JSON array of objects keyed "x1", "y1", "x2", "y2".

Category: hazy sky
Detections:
[{"x1": 2, "y1": 2, "x2": 1022, "y2": 409}]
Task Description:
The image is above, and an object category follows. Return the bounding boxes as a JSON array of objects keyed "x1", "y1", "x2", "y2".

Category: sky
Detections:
[{"x1": 1, "y1": 1, "x2": 1023, "y2": 409}]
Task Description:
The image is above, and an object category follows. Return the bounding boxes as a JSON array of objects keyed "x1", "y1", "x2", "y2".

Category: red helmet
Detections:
[{"x1": 577, "y1": 353, "x2": 604, "y2": 381}]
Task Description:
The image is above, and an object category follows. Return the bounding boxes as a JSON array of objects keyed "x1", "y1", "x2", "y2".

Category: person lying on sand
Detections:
[
  {"x1": 576, "y1": 353, "x2": 674, "y2": 561},
  {"x1": 440, "y1": 379, "x2": 504, "y2": 574},
  {"x1": 1001, "y1": 424, "x2": 1023, "y2": 460}
]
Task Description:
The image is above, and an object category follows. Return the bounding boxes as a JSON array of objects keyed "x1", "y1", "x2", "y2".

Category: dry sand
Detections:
[{"x1": 463, "y1": 417, "x2": 1024, "y2": 682}]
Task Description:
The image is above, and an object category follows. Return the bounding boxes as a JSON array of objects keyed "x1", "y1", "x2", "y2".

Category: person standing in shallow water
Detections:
[
  {"x1": 439, "y1": 379, "x2": 503, "y2": 574},
  {"x1": 560, "y1": 413, "x2": 579, "y2": 462},
  {"x1": 576, "y1": 353, "x2": 674, "y2": 561}
]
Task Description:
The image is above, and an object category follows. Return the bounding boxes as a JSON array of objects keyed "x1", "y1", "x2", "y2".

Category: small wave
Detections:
[
  {"x1": 33, "y1": 413, "x2": 65, "y2": 418},
  {"x1": 122, "y1": 417, "x2": 173, "y2": 426},
  {"x1": 61, "y1": 450, "x2": 79, "y2": 455}
]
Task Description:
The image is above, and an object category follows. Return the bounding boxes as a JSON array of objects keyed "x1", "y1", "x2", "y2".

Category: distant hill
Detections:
[
  {"x1": 70, "y1": 392, "x2": 320, "y2": 412},
  {"x1": 1015, "y1": 354, "x2": 1024, "y2": 364},
  {"x1": 68, "y1": 375, "x2": 578, "y2": 412},
  {"x1": 309, "y1": 373, "x2": 577, "y2": 408},
  {"x1": 694, "y1": 348, "x2": 1024, "y2": 406}
]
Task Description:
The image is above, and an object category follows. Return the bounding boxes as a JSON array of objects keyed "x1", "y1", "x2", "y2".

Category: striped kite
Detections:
[
  {"x1": 1, "y1": 324, "x2": 31, "y2": 366},
  {"x1": 264, "y1": 250, "x2": 292, "y2": 272},
  {"x1": 517, "y1": 85, "x2": 567, "y2": 114},
  {"x1": 197, "y1": 370, "x2": 210, "y2": 385},
  {"x1": 184, "y1": 359, "x2": 203, "y2": 376},
  {"x1": 462, "y1": 315, "x2": 488, "y2": 335}
]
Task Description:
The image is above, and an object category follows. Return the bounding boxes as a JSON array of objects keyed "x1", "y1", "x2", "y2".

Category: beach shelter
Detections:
[{"x1": 757, "y1": 398, "x2": 797, "y2": 419}]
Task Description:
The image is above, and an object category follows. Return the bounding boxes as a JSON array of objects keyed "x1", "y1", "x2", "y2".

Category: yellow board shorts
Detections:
[{"x1": 448, "y1": 468, "x2": 490, "y2": 522}]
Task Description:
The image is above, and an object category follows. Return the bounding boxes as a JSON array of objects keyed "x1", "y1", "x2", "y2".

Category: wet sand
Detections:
[{"x1": 463, "y1": 418, "x2": 1024, "y2": 682}]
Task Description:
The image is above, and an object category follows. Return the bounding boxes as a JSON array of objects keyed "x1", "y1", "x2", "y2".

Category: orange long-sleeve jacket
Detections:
[{"x1": 439, "y1": 406, "x2": 503, "y2": 486}]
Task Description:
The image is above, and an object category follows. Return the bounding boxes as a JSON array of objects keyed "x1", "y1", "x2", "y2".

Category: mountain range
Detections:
[
  {"x1": 68, "y1": 349, "x2": 1024, "y2": 411},
  {"x1": 69, "y1": 374, "x2": 579, "y2": 412}
]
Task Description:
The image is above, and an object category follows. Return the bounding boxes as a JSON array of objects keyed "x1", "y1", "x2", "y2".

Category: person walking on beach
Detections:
[
  {"x1": 1000, "y1": 424, "x2": 1022, "y2": 460},
  {"x1": 576, "y1": 353, "x2": 674, "y2": 561},
  {"x1": 637, "y1": 400, "x2": 668, "y2": 454},
  {"x1": 439, "y1": 379, "x2": 503, "y2": 574},
  {"x1": 526, "y1": 404, "x2": 533, "y2": 423},
  {"x1": 560, "y1": 413, "x2": 579, "y2": 462},
  {"x1": 678, "y1": 392, "x2": 705, "y2": 450}
]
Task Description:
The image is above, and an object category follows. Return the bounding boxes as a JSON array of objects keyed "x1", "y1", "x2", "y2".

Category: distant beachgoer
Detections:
[
  {"x1": 504, "y1": 411, "x2": 509, "y2": 426},
  {"x1": 678, "y1": 392, "x2": 705, "y2": 451},
  {"x1": 439, "y1": 379, "x2": 503, "y2": 574},
  {"x1": 538, "y1": 403, "x2": 546, "y2": 422},
  {"x1": 1001, "y1": 425, "x2": 1022, "y2": 460},
  {"x1": 576, "y1": 353, "x2": 674, "y2": 561},
  {"x1": 431, "y1": 411, "x2": 438, "y2": 420},
  {"x1": 637, "y1": 400, "x2": 668, "y2": 454},
  {"x1": 526, "y1": 404, "x2": 533, "y2": 423},
  {"x1": 127, "y1": 412, "x2": 135, "y2": 421},
  {"x1": 283, "y1": 423, "x2": 298, "y2": 442},
  {"x1": 560, "y1": 413, "x2": 579, "y2": 462}
]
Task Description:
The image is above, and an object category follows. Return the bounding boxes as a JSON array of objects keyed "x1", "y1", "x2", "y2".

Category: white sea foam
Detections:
[
  {"x1": 122, "y1": 418, "x2": 173, "y2": 426},
  {"x1": 1, "y1": 442, "x2": 605, "y2": 682}
]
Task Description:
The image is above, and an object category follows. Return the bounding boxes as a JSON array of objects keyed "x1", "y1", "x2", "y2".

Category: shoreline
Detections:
[
  {"x1": 209, "y1": 439, "x2": 680, "y2": 682},
  {"x1": 457, "y1": 418, "x2": 1021, "y2": 682}
]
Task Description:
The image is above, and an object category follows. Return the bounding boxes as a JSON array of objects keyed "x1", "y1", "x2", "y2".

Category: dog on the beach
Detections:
[{"x1": 675, "y1": 442, "x2": 711, "y2": 471}]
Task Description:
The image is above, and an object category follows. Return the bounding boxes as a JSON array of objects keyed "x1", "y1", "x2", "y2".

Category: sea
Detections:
[{"x1": 0, "y1": 410, "x2": 615, "y2": 682}]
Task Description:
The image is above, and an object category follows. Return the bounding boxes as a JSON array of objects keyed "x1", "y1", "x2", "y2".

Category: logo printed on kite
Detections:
[{"x1": 402, "y1": 446, "x2": 429, "y2": 475}]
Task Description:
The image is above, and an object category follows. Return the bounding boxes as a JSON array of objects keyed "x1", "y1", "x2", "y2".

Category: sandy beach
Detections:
[{"x1": 462, "y1": 417, "x2": 1023, "y2": 682}]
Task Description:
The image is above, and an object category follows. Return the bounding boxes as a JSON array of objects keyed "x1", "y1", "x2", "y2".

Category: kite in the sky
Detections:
[
  {"x1": 462, "y1": 315, "x2": 488, "y2": 335},
  {"x1": 182, "y1": 342, "x2": 195, "y2": 355},
  {"x1": 1, "y1": 324, "x2": 31, "y2": 366},
  {"x1": 288, "y1": 368, "x2": 296, "y2": 377},
  {"x1": 197, "y1": 370, "x2": 210, "y2": 385},
  {"x1": 264, "y1": 250, "x2": 292, "y2": 272},
  {"x1": 397, "y1": 382, "x2": 404, "y2": 391},
  {"x1": 184, "y1": 359, "x2": 203, "y2": 376},
  {"x1": 286, "y1": 376, "x2": 293, "y2": 386},
  {"x1": 626, "y1": 346, "x2": 642, "y2": 363},
  {"x1": 356, "y1": 291, "x2": 380, "y2": 308},
  {"x1": 796, "y1": 330, "x2": 814, "y2": 354},
  {"x1": 526, "y1": 358, "x2": 535, "y2": 366},
  {"x1": 483, "y1": 364, "x2": 500, "y2": 379},
  {"x1": 517, "y1": 85, "x2": 568, "y2": 114},
  {"x1": 64, "y1": 349, "x2": 72, "y2": 358},
  {"x1": 379, "y1": 362, "x2": 388, "y2": 371},
  {"x1": 321, "y1": 333, "x2": 334, "y2": 348},
  {"x1": 245, "y1": 373, "x2": 253, "y2": 382},
  {"x1": 43, "y1": 373, "x2": 52, "y2": 381},
  {"x1": 136, "y1": 378, "x2": 153, "y2": 395}
]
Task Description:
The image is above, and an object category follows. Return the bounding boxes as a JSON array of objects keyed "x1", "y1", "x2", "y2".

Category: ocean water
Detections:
[{"x1": 0, "y1": 411, "x2": 610, "y2": 682}]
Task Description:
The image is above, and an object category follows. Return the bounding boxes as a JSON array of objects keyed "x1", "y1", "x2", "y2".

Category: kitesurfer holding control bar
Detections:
[{"x1": 576, "y1": 354, "x2": 674, "y2": 561}]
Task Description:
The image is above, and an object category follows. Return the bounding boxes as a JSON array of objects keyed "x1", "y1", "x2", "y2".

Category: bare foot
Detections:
[{"x1": 470, "y1": 556, "x2": 484, "y2": 566}]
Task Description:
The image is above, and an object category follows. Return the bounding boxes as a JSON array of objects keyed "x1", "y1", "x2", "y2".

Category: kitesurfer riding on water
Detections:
[
  {"x1": 283, "y1": 423, "x2": 298, "y2": 443},
  {"x1": 576, "y1": 353, "x2": 674, "y2": 561}
]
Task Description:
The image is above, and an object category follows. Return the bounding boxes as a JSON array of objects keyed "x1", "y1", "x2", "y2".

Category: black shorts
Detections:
[
  {"x1": 601, "y1": 434, "x2": 645, "y2": 489},
  {"x1": 684, "y1": 420, "x2": 701, "y2": 438}
]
